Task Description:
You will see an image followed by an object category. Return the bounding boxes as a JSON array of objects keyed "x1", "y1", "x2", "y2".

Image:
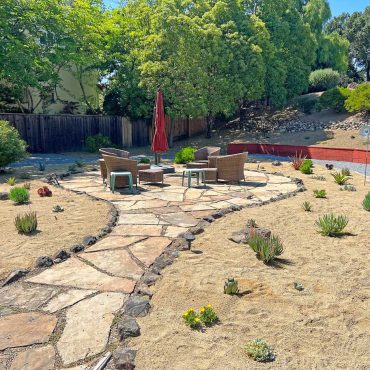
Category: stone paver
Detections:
[
  {"x1": 26, "y1": 258, "x2": 136, "y2": 293},
  {"x1": 0, "y1": 284, "x2": 59, "y2": 310},
  {"x1": 160, "y1": 211, "x2": 198, "y2": 227},
  {"x1": 42, "y1": 289, "x2": 96, "y2": 313},
  {"x1": 0, "y1": 313, "x2": 57, "y2": 350},
  {"x1": 129, "y1": 237, "x2": 172, "y2": 267},
  {"x1": 164, "y1": 225, "x2": 188, "y2": 238},
  {"x1": 85, "y1": 235, "x2": 145, "y2": 252},
  {"x1": 81, "y1": 249, "x2": 144, "y2": 280},
  {"x1": 118, "y1": 213, "x2": 160, "y2": 225},
  {"x1": 57, "y1": 292, "x2": 125, "y2": 365},
  {"x1": 111, "y1": 224, "x2": 163, "y2": 237},
  {"x1": 10, "y1": 345, "x2": 55, "y2": 370}
]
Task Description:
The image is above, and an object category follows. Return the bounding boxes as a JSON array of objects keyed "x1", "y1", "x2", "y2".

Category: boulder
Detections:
[
  {"x1": 113, "y1": 347, "x2": 137, "y2": 370},
  {"x1": 124, "y1": 296, "x2": 150, "y2": 317},
  {"x1": 118, "y1": 317, "x2": 141, "y2": 340},
  {"x1": 70, "y1": 244, "x2": 85, "y2": 253},
  {"x1": 53, "y1": 249, "x2": 70, "y2": 261},
  {"x1": 35, "y1": 256, "x2": 53, "y2": 268}
]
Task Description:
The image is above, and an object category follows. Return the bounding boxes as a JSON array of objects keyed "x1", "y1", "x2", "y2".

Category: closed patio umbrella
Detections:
[{"x1": 152, "y1": 88, "x2": 168, "y2": 164}]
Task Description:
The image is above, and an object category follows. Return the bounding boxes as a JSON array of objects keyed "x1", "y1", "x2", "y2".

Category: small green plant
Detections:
[
  {"x1": 68, "y1": 164, "x2": 77, "y2": 172},
  {"x1": 199, "y1": 304, "x2": 219, "y2": 326},
  {"x1": 246, "y1": 219, "x2": 257, "y2": 228},
  {"x1": 75, "y1": 160, "x2": 86, "y2": 168},
  {"x1": 182, "y1": 308, "x2": 201, "y2": 329},
  {"x1": 315, "y1": 214, "x2": 348, "y2": 237},
  {"x1": 9, "y1": 187, "x2": 30, "y2": 204},
  {"x1": 341, "y1": 168, "x2": 351, "y2": 177},
  {"x1": 139, "y1": 157, "x2": 151, "y2": 164},
  {"x1": 363, "y1": 192, "x2": 370, "y2": 211},
  {"x1": 174, "y1": 146, "x2": 195, "y2": 164},
  {"x1": 7, "y1": 177, "x2": 16, "y2": 186},
  {"x1": 85, "y1": 134, "x2": 113, "y2": 153},
  {"x1": 332, "y1": 171, "x2": 349, "y2": 185},
  {"x1": 246, "y1": 234, "x2": 284, "y2": 264},
  {"x1": 313, "y1": 189, "x2": 327, "y2": 198},
  {"x1": 14, "y1": 212, "x2": 37, "y2": 234},
  {"x1": 23, "y1": 182, "x2": 31, "y2": 190},
  {"x1": 311, "y1": 175, "x2": 326, "y2": 181},
  {"x1": 245, "y1": 339, "x2": 275, "y2": 362},
  {"x1": 289, "y1": 152, "x2": 306, "y2": 170},
  {"x1": 38, "y1": 162, "x2": 46, "y2": 171},
  {"x1": 302, "y1": 201, "x2": 313, "y2": 212},
  {"x1": 299, "y1": 159, "x2": 313, "y2": 174},
  {"x1": 224, "y1": 278, "x2": 239, "y2": 295}
]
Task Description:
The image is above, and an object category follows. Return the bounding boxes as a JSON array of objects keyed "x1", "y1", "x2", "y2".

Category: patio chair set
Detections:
[{"x1": 98, "y1": 146, "x2": 248, "y2": 192}]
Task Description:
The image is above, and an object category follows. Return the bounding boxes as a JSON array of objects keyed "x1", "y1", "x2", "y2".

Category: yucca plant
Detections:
[
  {"x1": 9, "y1": 187, "x2": 30, "y2": 204},
  {"x1": 332, "y1": 171, "x2": 349, "y2": 185},
  {"x1": 247, "y1": 234, "x2": 283, "y2": 264},
  {"x1": 7, "y1": 177, "x2": 16, "y2": 186},
  {"x1": 302, "y1": 201, "x2": 313, "y2": 212},
  {"x1": 363, "y1": 192, "x2": 370, "y2": 211},
  {"x1": 313, "y1": 189, "x2": 327, "y2": 198},
  {"x1": 315, "y1": 214, "x2": 348, "y2": 237},
  {"x1": 15, "y1": 212, "x2": 37, "y2": 234}
]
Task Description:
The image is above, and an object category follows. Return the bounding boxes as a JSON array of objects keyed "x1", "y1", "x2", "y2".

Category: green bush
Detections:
[
  {"x1": 315, "y1": 214, "x2": 348, "y2": 237},
  {"x1": 295, "y1": 95, "x2": 319, "y2": 114},
  {"x1": 344, "y1": 83, "x2": 370, "y2": 113},
  {"x1": 0, "y1": 120, "x2": 28, "y2": 168},
  {"x1": 15, "y1": 212, "x2": 37, "y2": 234},
  {"x1": 9, "y1": 187, "x2": 30, "y2": 204},
  {"x1": 85, "y1": 134, "x2": 113, "y2": 153},
  {"x1": 309, "y1": 69, "x2": 340, "y2": 92},
  {"x1": 174, "y1": 146, "x2": 195, "y2": 164},
  {"x1": 363, "y1": 192, "x2": 370, "y2": 211},
  {"x1": 245, "y1": 339, "x2": 275, "y2": 362},
  {"x1": 246, "y1": 234, "x2": 284, "y2": 264},
  {"x1": 299, "y1": 159, "x2": 313, "y2": 174},
  {"x1": 313, "y1": 189, "x2": 327, "y2": 198},
  {"x1": 319, "y1": 87, "x2": 352, "y2": 112},
  {"x1": 139, "y1": 157, "x2": 151, "y2": 164}
]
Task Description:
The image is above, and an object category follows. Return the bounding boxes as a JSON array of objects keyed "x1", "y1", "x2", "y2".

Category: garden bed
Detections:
[
  {"x1": 127, "y1": 162, "x2": 370, "y2": 369},
  {"x1": 0, "y1": 179, "x2": 111, "y2": 280}
]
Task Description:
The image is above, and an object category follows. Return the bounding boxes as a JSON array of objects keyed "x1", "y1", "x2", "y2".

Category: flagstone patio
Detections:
[{"x1": 0, "y1": 167, "x2": 300, "y2": 369}]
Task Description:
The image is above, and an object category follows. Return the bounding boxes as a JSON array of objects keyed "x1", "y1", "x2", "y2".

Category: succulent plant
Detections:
[
  {"x1": 224, "y1": 278, "x2": 239, "y2": 295},
  {"x1": 38, "y1": 186, "x2": 52, "y2": 197}
]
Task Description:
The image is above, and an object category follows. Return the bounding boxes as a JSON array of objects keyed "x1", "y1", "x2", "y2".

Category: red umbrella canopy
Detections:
[{"x1": 152, "y1": 89, "x2": 169, "y2": 153}]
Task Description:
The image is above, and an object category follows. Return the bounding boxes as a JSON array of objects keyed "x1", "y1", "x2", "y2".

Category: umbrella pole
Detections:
[{"x1": 155, "y1": 153, "x2": 159, "y2": 165}]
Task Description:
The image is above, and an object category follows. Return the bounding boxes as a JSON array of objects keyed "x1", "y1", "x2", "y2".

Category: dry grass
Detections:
[{"x1": 128, "y1": 163, "x2": 370, "y2": 370}]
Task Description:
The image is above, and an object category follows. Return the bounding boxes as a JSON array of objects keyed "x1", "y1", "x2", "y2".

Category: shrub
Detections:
[
  {"x1": 313, "y1": 189, "x2": 327, "y2": 198},
  {"x1": 319, "y1": 87, "x2": 352, "y2": 112},
  {"x1": 0, "y1": 120, "x2": 28, "y2": 168},
  {"x1": 23, "y1": 182, "x2": 31, "y2": 190},
  {"x1": 315, "y1": 214, "x2": 348, "y2": 236},
  {"x1": 363, "y1": 192, "x2": 370, "y2": 211},
  {"x1": 15, "y1": 212, "x2": 37, "y2": 234},
  {"x1": 199, "y1": 304, "x2": 219, "y2": 326},
  {"x1": 85, "y1": 134, "x2": 113, "y2": 153},
  {"x1": 245, "y1": 339, "x2": 275, "y2": 362},
  {"x1": 295, "y1": 95, "x2": 319, "y2": 114},
  {"x1": 332, "y1": 172, "x2": 349, "y2": 185},
  {"x1": 302, "y1": 201, "x2": 313, "y2": 212},
  {"x1": 182, "y1": 308, "x2": 201, "y2": 329},
  {"x1": 246, "y1": 234, "x2": 284, "y2": 264},
  {"x1": 174, "y1": 146, "x2": 195, "y2": 164},
  {"x1": 299, "y1": 159, "x2": 313, "y2": 174},
  {"x1": 139, "y1": 157, "x2": 151, "y2": 164},
  {"x1": 37, "y1": 186, "x2": 52, "y2": 197},
  {"x1": 289, "y1": 152, "x2": 306, "y2": 170},
  {"x1": 9, "y1": 187, "x2": 29, "y2": 203},
  {"x1": 309, "y1": 68, "x2": 340, "y2": 92},
  {"x1": 7, "y1": 177, "x2": 16, "y2": 186},
  {"x1": 344, "y1": 83, "x2": 370, "y2": 113}
]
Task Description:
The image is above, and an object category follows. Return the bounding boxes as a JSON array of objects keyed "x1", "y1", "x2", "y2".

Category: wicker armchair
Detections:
[
  {"x1": 99, "y1": 148, "x2": 130, "y2": 158},
  {"x1": 194, "y1": 146, "x2": 221, "y2": 162},
  {"x1": 102, "y1": 154, "x2": 138, "y2": 188},
  {"x1": 208, "y1": 152, "x2": 248, "y2": 182}
]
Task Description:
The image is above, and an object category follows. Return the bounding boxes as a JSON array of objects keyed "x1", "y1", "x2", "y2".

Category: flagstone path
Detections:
[{"x1": 0, "y1": 167, "x2": 299, "y2": 369}]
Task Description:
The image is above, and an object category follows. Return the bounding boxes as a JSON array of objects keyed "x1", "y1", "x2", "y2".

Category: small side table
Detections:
[
  {"x1": 139, "y1": 169, "x2": 164, "y2": 184},
  {"x1": 186, "y1": 162, "x2": 208, "y2": 169},
  {"x1": 110, "y1": 171, "x2": 133, "y2": 193},
  {"x1": 182, "y1": 169, "x2": 206, "y2": 187}
]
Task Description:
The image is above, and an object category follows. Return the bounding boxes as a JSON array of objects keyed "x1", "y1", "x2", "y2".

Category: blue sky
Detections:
[{"x1": 103, "y1": 0, "x2": 368, "y2": 17}]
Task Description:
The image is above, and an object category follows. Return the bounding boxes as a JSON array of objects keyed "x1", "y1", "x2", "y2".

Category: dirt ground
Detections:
[
  {"x1": 128, "y1": 163, "x2": 370, "y2": 370},
  {"x1": 0, "y1": 178, "x2": 111, "y2": 280}
]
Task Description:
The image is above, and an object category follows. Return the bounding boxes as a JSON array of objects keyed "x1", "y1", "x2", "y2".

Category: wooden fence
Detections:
[{"x1": 0, "y1": 113, "x2": 206, "y2": 153}]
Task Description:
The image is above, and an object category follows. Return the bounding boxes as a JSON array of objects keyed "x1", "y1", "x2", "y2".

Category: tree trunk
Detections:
[
  {"x1": 206, "y1": 114, "x2": 213, "y2": 138},
  {"x1": 239, "y1": 99, "x2": 247, "y2": 130}
]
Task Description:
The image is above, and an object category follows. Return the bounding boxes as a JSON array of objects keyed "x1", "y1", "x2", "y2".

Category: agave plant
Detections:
[
  {"x1": 315, "y1": 214, "x2": 348, "y2": 237},
  {"x1": 247, "y1": 234, "x2": 283, "y2": 264},
  {"x1": 332, "y1": 171, "x2": 349, "y2": 185},
  {"x1": 313, "y1": 189, "x2": 327, "y2": 198},
  {"x1": 302, "y1": 201, "x2": 312, "y2": 212}
]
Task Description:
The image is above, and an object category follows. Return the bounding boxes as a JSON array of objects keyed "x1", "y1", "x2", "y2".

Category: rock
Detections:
[
  {"x1": 0, "y1": 192, "x2": 9, "y2": 200},
  {"x1": 211, "y1": 211, "x2": 223, "y2": 219},
  {"x1": 53, "y1": 258, "x2": 62, "y2": 264},
  {"x1": 272, "y1": 161, "x2": 282, "y2": 166},
  {"x1": 113, "y1": 347, "x2": 137, "y2": 370},
  {"x1": 70, "y1": 244, "x2": 85, "y2": 253},
  {"x1": 9, "y1": 345, "x2": 55, "y2": 370},
  {"x1": 203, "y1": 216, "x2": 215, "y2": 223},
  {"x1": 189, "y1": 221, "x2": 207, "y2": 235},
  {"x1": 135, "y1": 284, "x2": 153, "y2": 298},
  {"x1": 2, "y1": 269, "x2": 29, "y2": 286},
  {"x1": 230, "y1": 227, "x2": 271, "y2": 244},
  {"x1": 124, "y1": 295, "x2": 150, "y2": 317},
  {"x1": 152, "y1": 250, "x2": 178, "y2": 273},
  {"x1": 142, "y1": 271, "x2": 160, "y2": 286},
  {"x1": 36, "y1": 256, "x2": 54, "y2": 268},
  {"x1": 53, "y1": 249, "x2": 70, "y2": 261},
  {"x1": 82, "y1": 235, "x2": 97, "y2": 246},
  {"x1": 118, "y1": 317, "x2": 141, "y2": 340}
]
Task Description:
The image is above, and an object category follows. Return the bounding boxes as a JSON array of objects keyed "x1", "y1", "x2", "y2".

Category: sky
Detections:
[{"x1": 103, "y1": 0, "x2": 369, "y2": 17}]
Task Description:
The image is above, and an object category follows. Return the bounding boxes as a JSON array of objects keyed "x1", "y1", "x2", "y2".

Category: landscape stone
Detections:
[
  {"x1": 0, "y1": 192, "x2": 9, "y2": 200},
  {"x1": 124, "y1": 295, "x2": 150, "y2": 317},
  {"x1": 118, "y1": 317, "x2": 141, "y2": 340},
  {"x1": 70, "y1": 244, "x2": 85, "y2": 253},
  {"x1": 113, "y1": 347, "x2": 137, "y2": 370},
  {"x1": 141, "y1": 271, "x2": 160, "y2": 286},
  {"x1": 10, "y1": 345, "x2": 55, "y2": 370},
  {"x1": 83, "y1": 235, "x2": 97, "y2": 246},
  {"x1": 36, "y1": 256, "x2": 54, "y2": 268},
  {"x1": 57, "y1": 292, "x2": 126, "y2": 365},
  {"x1": 0, "y1": 312, "x2": 57, "y2": 350},
  {"x1": 54, "y1": 249, "x2": 71, "y2": 261},
  {"x1": 1, "y1": 269, "x2": 29, "y2": 286}
]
